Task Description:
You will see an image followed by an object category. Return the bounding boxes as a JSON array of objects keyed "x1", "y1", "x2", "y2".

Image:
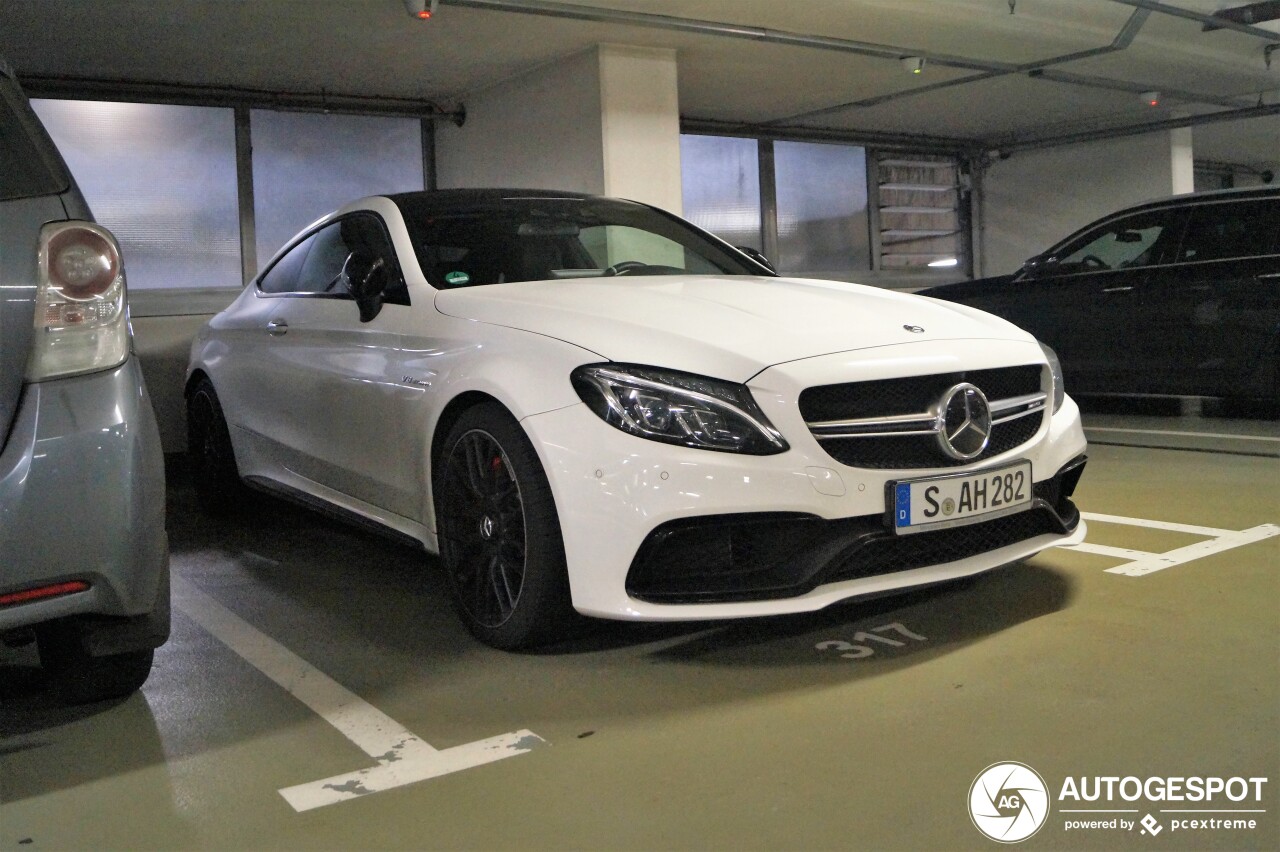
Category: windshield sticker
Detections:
[{"x1": 444, "y1": 270, "x2": 471, "y2": 286}]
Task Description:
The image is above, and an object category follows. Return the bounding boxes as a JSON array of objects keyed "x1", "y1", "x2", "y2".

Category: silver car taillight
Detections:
[{"x1": 27, "y1": 220, "x2": 130, "y2": 381}]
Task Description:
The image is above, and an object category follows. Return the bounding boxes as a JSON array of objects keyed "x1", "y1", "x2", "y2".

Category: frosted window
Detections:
[
  {"x1": 680, "y1": 134, "x2": 762, "y2": 250},
  {"x1": 252, "y1": 111, "x2": 422, "y2": 270},
  {"x1": 774, "y1": 141, "x2": 870, "y2": 277},
  {"x1": 31, "y1": 99, "x2": 241, "y2": 290}
]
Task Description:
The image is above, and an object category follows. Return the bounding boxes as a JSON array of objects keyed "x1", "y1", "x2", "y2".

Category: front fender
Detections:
[{"x1": 417, "y1": 317, "x2": 602, "y2": 542}]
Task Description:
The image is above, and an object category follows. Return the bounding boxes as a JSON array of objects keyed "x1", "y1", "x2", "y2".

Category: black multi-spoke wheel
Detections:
[
  {"x1": 436, "y1": 403, "x2": 575, "y2": 649},
  {"x1": 186, "y1": 378, "x2": 244, "y2": 515}
]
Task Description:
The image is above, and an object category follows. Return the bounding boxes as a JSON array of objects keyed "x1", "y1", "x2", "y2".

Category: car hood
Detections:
[{"x1": 435, "y1": 275, "x2": 1032, "y2": 382}]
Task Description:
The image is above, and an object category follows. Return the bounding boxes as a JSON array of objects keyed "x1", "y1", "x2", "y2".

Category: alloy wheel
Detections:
[{"x1": 438, "y1": 429, "x2": 528, "y2": 628}]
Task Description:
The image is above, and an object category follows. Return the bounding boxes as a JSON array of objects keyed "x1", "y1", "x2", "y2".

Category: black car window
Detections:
[
  {"x1": 396, "y1": 196, "x2": 768, "y2": 289},
  {"x1": 1050, "y1": 210, "x2": 1181, "y2": 274},
  {"x1": 258, "y1": 231, "x2": 316, "y2": 294},
  {"x1": 295, "y1": 222, "x2": 356, "y2": 294},
  {"x1": 258, "y1": 213, "x2": 410, "y2": 304},
  {"x1": 1177, "y1": 199, "x2": 1280, "y2": 263}
]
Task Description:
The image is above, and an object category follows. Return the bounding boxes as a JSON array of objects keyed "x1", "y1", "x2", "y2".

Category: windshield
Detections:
[{"x1": 394, "y1": 194, "x2": 769, "y2": 289}]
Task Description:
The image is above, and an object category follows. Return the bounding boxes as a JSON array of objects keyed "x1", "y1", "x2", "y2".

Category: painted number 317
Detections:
[{"x1": 815, "y1": 623, "x2": 928, "y2": 659}]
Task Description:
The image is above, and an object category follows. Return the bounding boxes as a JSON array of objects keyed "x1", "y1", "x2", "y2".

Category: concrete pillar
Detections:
[
  {"x1": 1170, "y1": 124, "x2": 1195, "y2": 195},
  {"x1": 598, "y1": 45, "x2": 682, "y2": 214},
  {"x1": 436, "y1": 44, "x2": 682, "y2": 214}
]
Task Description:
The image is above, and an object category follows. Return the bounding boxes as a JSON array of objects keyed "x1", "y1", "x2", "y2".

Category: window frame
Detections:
[
  {"x1": 1020, "y1": 207, "x2": 1190, "y2": 281},
  {"x1": 254, "y1": 211, "x2": 410, "y2": 306},
  {"x1": 1172, "y1": 198, "x2": 1280, "y2": 265}
]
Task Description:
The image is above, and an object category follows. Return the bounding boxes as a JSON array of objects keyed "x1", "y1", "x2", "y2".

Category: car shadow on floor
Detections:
[{"x1": 165, "y1": 454, "x2": 1076, "y2": 682}]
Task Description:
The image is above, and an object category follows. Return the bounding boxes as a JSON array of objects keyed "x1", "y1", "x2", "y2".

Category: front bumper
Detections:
[
  {"x1": 523, "y1": 341, "x2": 1087, "y2": 621},
  {"x1": 0, "y1": 358, "x2": 169, "y2": 645},
  {"x1": 626, "y1": 456, "x2": 1084, "y2": 603}
]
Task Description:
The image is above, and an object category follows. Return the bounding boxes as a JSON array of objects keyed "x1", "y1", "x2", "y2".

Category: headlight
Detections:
[
  {"x1": 1039, "y1": 342, "x2": 1065, "y2": 413},
  {"x1": 571, "y1": 364, "x2": 788, "y2": 455}
]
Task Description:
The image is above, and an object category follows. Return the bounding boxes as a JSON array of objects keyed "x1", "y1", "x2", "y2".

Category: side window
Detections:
[
  {"x1": 1177, "y1": 200, "x2": 1280, "y2": 263},
  {"x1": 257, "y1": 232, "x2": 315, "y2": 294},
  {"x1": 256, "y1": 213, "x2": 410, "y2": 304},
  {"x1": 1051, "y1": 210, "x2": 1181, "y2": 274},
  {"x1": 294, "y1": 222, "x2": 355, "y2": 294}
]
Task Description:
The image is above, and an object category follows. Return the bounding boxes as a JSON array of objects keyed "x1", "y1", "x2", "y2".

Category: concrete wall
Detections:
[
  {"x1": 436, "y1": 49, "x2": 606, "y2": 194},
  {"x1": 437, "y1": 45, "x2": 682, "y2": 213},
  {"x1": 979, "y1": 131, "x2": 1193, "y2": 277}
]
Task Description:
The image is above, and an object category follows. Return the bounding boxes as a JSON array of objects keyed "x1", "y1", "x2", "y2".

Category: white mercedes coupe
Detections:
[{"x1": 187, "y1": 190, "x2": 1087, "y2": 649}]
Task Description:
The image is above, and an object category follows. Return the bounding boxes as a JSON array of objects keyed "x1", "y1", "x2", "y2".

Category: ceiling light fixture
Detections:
[
  {"x1": 901, "y1": 56, "x2": 926, "y2": 74},
  {"x1": 928, "y1": 257, "x2": 959, "y2": 268},
  {"x1": 405, "y1": 0, "x2": 439, "y2": 20}
]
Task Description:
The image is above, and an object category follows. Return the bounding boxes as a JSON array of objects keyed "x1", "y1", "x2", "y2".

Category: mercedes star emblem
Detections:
[{"x1": 936, "y1": 382, "x2": 992, "y2": 460}]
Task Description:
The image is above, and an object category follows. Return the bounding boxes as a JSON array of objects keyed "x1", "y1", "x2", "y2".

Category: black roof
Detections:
[
  {"x1": 386, "y1": 188, "x2": 609, "y2": 209},
  {"x1": 1118, "y1": 184, "x2": 1279, "y2": 217}
]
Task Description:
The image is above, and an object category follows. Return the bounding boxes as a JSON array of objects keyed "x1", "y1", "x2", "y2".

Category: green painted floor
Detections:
[{"x1": 2, "y1": 413, "x2": 1277, "y2": 850}]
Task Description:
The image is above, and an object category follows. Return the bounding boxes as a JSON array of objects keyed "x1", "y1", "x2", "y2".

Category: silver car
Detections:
[{"x1": 0, "y1": 58, "x2": 168, "y2": 703}]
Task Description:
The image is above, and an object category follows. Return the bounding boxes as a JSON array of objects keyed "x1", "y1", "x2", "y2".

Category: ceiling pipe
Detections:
[
  {"x1": 441, "y1": 0, "x2": 1020, "y2": 73},
  {"x1": 985, "y1": 101, "x2": 1280, "y2": 155},
  {"x1": 680, "y1": 117, "x2": 975, "y2": 156},
  {"x1": 18, "y1": 75, "x2": 468, "y2": 124},
  {"x1": 771, "y1": 8, "x2": 1154, "y2": 122},
  {"x1": 447, "y1": 1, "x2": 1252, "y2": 123},
  {"x1": 1108, "y1": 0, "x2": 1280, "y2": 41},
  {"x1": 1029, "y1": 67, "x2": 1243, "y2": 108}
]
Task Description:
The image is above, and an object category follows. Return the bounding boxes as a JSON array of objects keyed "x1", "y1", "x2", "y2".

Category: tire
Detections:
[
  {"x1": 37, "y1": 623, "x2": 154, "y2": 704},
  {"x1": 434, "y1": 403, "x2": 577, "y2": 649},
  {"x1": 187, "y1": 378, "x2": 245, "y2": 515}
]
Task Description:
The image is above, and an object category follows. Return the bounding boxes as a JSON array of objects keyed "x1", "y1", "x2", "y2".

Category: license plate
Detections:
[{"x1": 890, "y1": 460, "x2": 1032, "y2": 535}]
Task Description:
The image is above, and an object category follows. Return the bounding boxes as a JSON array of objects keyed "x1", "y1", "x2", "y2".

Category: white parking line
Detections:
[
  {"x1": 1060, "y1": 513, "x2": 1280, "y2": 576},
  {"x1": 173, "y1": 575, "x2": 545, "y2": 812},
  {"x1": 1081, "y1": 512, "x2": 1237, "y2": 539},
  {"x1": 1085, "y1": 427, "x2": 1280, "y2": 443}
]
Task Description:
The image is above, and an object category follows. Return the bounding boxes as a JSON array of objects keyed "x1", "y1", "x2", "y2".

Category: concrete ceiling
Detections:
[{"x1": 2, "y1": 0, "x2": 1277, "y2": 169}]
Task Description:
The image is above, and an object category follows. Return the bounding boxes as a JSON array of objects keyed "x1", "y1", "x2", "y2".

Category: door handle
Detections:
[
  {"x1": 1257, "y1": 273, "x2": 1280, "y2": 280},
  {"x1": 267, "y1": 319, "x2": 289, "y2": 336},
  {"x1": 1101, "y1": 285, "x2": 1134, "y2": 293}
]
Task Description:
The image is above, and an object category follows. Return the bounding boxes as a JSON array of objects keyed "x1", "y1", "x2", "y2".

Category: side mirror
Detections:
[
  {"x1": 735, "y1": 245, "x2": 776, "y2": 274},
  {"x1": 1020, "y1": 253, "x2": 1057, "y2": 277},
  {"x1": 342, "y1": 250, "x2": 388, "y2": 322}
]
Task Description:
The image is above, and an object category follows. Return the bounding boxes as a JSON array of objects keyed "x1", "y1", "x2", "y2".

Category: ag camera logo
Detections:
[{"x1": 969, "y1": 762, "x2": 1051, "y2": 843}]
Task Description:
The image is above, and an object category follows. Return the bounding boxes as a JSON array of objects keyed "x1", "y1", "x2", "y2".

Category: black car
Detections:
[{"x1": 922, "y1": 186, "x2": 1280, "y2": 406}]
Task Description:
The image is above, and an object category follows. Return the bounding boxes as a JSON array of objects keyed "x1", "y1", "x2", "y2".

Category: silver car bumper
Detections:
[{"x1": 0, "y1": 357, "x2": 168, "y2": 647}]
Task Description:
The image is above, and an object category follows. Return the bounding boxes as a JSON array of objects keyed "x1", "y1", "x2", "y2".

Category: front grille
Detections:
[
  {"x1": 799, "y1": 364, "x2": 1045, "y2": 470},
  {"x1": 626, "y1": 456, "x2": 1086, "y2": 604},
  {"x1": 820, "y1": 413, "x2": 1042, "y2": 469}
]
